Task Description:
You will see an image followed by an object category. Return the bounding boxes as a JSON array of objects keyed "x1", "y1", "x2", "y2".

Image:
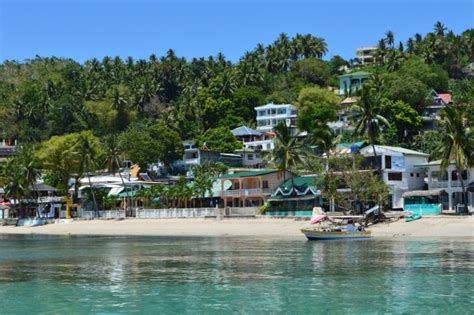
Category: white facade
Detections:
[
  {"x1": 360, "y1": 145, "x2": 429, "y2": 209},
  {"x1": 417, "y1": 161, "x2": 474, "y2": 212},
  {"x1": 255, "y1": 103, "x2": 297, "y2": 132}
]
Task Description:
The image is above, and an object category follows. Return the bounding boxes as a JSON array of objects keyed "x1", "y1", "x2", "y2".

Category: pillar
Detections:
[{"x1": 448, "y1": 169, "x2": 453, "y2": 211}]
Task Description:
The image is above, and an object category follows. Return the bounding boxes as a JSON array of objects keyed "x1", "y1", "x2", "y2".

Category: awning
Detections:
[
  {"x1": 268, "y1": 195, "x2": 318, "y2": 201},
  {"x1": 402, "y1": 190, "x2": 446, "y2": 198}
]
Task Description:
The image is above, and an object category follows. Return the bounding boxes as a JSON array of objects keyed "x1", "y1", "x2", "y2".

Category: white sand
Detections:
[{"x1": 0, "y1": 216, "x2": 473, "y2": 239}]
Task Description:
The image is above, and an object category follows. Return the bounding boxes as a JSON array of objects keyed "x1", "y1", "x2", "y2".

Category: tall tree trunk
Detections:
[
  {"x1": 87, "y1": 170, "x2": 99, "y2": 215},
  {"x1": 459, "y1": 171, "x2": 468, "y2": 215}
]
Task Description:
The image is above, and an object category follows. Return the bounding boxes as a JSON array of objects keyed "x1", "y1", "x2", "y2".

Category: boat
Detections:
[
  {"x1": 405, "y1": 213, "x2": 422, "y2": 222},
  {"x1": 16, "y1": 218, "x2": 47, "y2": 227},
  {"x1": 301, "y1": 228, "x2": 371, "y2": 240}
]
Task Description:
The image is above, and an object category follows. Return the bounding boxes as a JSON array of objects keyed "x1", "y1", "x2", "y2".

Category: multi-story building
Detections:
[
  {"x1": 421, "y1": 90, "x2": 452, "y2": 131},
  {"x1": 337, "y1": 71, "x2": 370, "y2": 96},
  {"x1": 415, "y1": 160, "x2": 474, "y2": 212},
  {"x1": 359, "y1": 145, "x2": 428, "y2": 209},
  {"x1": 255, "y1": 103, "x2": 298, "y2": 133},
  {"x1": 218, "y1": 170, "x2": 290, "y2": 207},
  {"x1": 355, "y1": 47, "x2": 377, "y2": 65}
]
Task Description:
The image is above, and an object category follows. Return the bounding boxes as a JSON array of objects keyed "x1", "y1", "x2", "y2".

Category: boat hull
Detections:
[{"x1": 301, "y1": 229, "x2": 371, "y2": 240}]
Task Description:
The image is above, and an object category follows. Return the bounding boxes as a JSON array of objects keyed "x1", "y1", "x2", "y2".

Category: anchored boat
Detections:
[{"x1": 301, "y1": 228, "x2": 371, "y2": 240}]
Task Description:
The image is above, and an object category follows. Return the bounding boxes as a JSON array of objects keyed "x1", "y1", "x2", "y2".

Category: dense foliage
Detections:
[{"x1": 0, "y1": 23, "x2": 472, "y2": 178}]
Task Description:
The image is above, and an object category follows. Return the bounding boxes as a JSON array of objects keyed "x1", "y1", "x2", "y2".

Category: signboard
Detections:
[{"x1": 391, "y1": 156, "x2": 405, "y2": 171}]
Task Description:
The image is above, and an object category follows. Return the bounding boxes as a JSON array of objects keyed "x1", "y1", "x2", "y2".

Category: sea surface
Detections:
[{"x1": 0, "y1": 235, "x2": 472, "y2": 314}]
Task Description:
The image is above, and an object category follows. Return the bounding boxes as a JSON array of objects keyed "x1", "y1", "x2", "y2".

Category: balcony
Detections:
[
  {"x1": 431, "y1": 181, "x2": 463, "y2": 188},
  {"x1": 222, "y1": 188, "x2": 272, "y2": 197}
]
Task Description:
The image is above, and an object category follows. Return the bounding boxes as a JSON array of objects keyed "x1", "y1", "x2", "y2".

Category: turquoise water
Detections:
[{"x1": 0, "y1": 235, "x2": 472, "y2": 314}]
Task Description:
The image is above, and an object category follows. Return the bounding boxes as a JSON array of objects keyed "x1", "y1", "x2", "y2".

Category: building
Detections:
[
  {"x1": 218, "y1": 170, "x2": 290, "y2": 207},
  {"x1": 422, "y1": 90, "x2": 452, "y2": 131},
  {"x1": 234, "y1": 149, "x2": 264, "y2": 168},
  {"x1": 255, "y1": 103, "x2": 298, "y2": 134},
  {"x1": 415, "y1": 160, "x2": 474, "y2": 212},
  {"x1": 0, "y1": 139, "x2": 16, "y2": 162},
  {"x1": 359, "y1": 145, "x2": 428, "y2": 209},
  {"x1": 173, "y1": 141, "x2": 243, "y2": 175},
  {"x1": 355, "y1": 47, "x2": 377, "y2": 65},
  {"x1": 231, "y1": 125, "x2": 276, "y2": 154},
  {"x1": 266, "y1": 176, "x2": 323, "y2": 217},
  {"x1": 337, "y1": 71, "x2": 370, "y2": 96}
]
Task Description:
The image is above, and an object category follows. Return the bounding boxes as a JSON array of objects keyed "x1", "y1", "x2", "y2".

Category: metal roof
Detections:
[
  {"x1": 231, "y1": 125, "x2": 262, "y2": 137},
  {"x1": 217, "y1": 170, "x2": 277, "y2": 179}
]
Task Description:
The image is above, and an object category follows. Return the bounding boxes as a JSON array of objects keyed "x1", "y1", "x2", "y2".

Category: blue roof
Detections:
[{"x1": 231, "y1": 125, "x2": 262, "y2": 137}]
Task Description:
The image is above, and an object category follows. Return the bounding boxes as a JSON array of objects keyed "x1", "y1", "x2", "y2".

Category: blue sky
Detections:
[{"x1": 0, "y1": 0, "x2": 472, "y2": 63}]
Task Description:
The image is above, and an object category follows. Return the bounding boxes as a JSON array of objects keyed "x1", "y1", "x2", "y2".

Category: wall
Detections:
[
  {"x1": 81, "y1": 210, "x2": 126, "y2": 219},
  {"x1": 137, "y1": 208, "x2": 216, "y2": 218}
]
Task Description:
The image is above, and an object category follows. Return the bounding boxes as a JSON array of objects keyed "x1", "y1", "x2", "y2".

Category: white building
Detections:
[
  {"x1": 355, "y1": 46, "x2": 377, "y2": 65},
  {"x1": 359, "y1": 145, "x2": 429, "y2": 209},
  {"x1": 255, "y1": 103, "x2": 298, "y2": 133},
  {"x1": 415, "y1": 160, "x2": 474, "y2": 212}
]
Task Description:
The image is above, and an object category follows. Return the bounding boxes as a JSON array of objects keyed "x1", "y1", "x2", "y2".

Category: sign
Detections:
[{"x1": 391, "y1": 156, "x2": 405, "y2": 171}]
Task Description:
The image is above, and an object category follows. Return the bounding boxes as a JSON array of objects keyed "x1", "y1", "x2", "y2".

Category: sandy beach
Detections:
[{"x1": 0, "y1": 216, "x2": 473, "y2": 238}]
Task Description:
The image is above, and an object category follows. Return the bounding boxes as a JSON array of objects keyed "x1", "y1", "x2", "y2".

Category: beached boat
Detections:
[
  {"x1": 16, "y1": 218, "x2": 47, "y2": 227},
  {"x1": 301, "y1": 228, "x2": 371, "y2": 240}
]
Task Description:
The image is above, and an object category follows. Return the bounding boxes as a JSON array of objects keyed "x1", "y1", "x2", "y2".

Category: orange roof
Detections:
[{"x1": 438, "y1": 94, "x2": 452, "y2": 105}]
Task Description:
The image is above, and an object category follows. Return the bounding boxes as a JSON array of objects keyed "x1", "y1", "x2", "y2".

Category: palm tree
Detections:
[
  {"x1": 434, "y1": 21, "x2": 447, "y2": 37},
  {"x1": 437, "y1": 106, "x2": 472, "y2": 214},
  {"x1": 385, "y1": 31, "x2": 395, "y2": 47},
  {"x1": 193, "y1": 173, "x2": 214, "y2": 208},
  {"x1": 267, "y1": 123, "x2": 308, "y2": 188},
  {"x1": 103, "y1": 134, "x2": 121, "y2": 175},
  {"x1": 308, "y1": 128, "x2": 338, "y2": 171},
  {"x1": 351, "y1": 84, "x2": 389, "y2": 168},
  {"x1": 75, "y1": 132, "x2": 101, "y2": 212},
  {"x1": 1, "y1": 159, "x2": 28, "y2": 218}
]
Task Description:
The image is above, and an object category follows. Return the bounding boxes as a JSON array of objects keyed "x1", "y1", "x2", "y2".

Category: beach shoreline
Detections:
[{"x1": 0, "y1": 216, "x2": 473, "y2": 239}]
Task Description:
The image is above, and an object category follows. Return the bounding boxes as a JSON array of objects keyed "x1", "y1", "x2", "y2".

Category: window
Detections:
[
  {"x1": 277, "y1": 108, "x2": 286, "y2": 115},
  {"x1": 258, "y1": 110, "x2": 265, "y2": 117},
  {"x1": 291, "y1": 110, "x2": 297, "y2": 115},
  {"x1": 416, "y1": 173, "x2": 420, "y2": 177},
  {"x1": 452, "y1": 170, "x2": 468, "y2": 180},
  {"x1": 410, "y1": 173, "x2": 414, "y2": 177},
  {"x1": 272, "y1": 119, "x2": 277, "y2": 125},
  {"x1": 385, "y1": 156, "x2": 392, "y2": 169},
  {"x1": 271, "y1": 109, "x2": 276, "y2": 115},
  {"x1": 388, "y1": 172, "x2": 402, "y2": 181},
  {"x1": 262, "y1": 181, "x2": 269, "y2": 189},
  {"x1": 247, "y1": 154, "x2": 253, "y2": 160}
]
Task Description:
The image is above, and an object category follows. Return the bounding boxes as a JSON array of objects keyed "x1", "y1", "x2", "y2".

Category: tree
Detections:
[
  {"x1": 267, "y1": 123, "x2": 309, "y2": 184},
  {"x1": 196, "y1": 127, "x2": 242, "y2": 153},
  {"x1": 74, "y1": 131, "x2": 102, "y2": 211},
  {"x1": 289, "y1": 58, "x2": 331, "y2": 86},
  {"x1": 1, "y1": 145, "x2": 41, "y2": 217},
  {"x1": 380, "y1": 99, "x2": 422, "y2": 143},
  {"x1": 351, "y1": 84, "x2": 389, "y2": 164},
  {"x1": 437, "y1": 106, "x2": 473, "y2": 214},
  {"x1": 295, "y1": 86, "x2": 339, "y2": 133},
  {"x1": 102, "y1": 134, "x2": 122, "y2": 175}
]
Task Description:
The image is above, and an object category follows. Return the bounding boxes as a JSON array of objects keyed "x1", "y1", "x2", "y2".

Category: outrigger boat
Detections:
[
  {"x1": 301, "y1": 211, "x2": 371, "y2": 240},
  {"x1": 301, "y1": 228, "x2": 371, "y2": 240}
]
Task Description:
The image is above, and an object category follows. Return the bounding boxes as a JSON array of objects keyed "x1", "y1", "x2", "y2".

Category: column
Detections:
[{"x1": 448, "y1": 169, "x2": 453, "y2": 211}]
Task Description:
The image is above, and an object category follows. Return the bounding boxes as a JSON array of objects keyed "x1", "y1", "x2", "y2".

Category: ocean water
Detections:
[{"x1": 0, "y1": 235, "x2": 472, "y2": 314}]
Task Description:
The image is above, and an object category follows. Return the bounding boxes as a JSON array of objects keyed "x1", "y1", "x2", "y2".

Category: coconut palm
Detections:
[
  {"x1": 434, "y1": 21, "x2": 447, "y2": 37},
  {"x1": 437, "y1": 106, "x2": 473, "y2": 214},
  {"x1": 351, "y1": 83, "x2": 389, "y2": 166},
  {"x1": 267, "y1": 123, "x2": 309, "y2": 185},
  {"x1": 308, "y1": 128, "x2": 338, "y2": 171},
  {"x1": 75, "y1": 132, "x2": 101, "y2": 212},
  {"x1": 385, "y1": 31, "x2": 395, "y2": 47}
]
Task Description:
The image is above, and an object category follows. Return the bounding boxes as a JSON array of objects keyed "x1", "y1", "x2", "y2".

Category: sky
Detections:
[{"x1": 0, "y1": 0, "x2": 472, "y2": 63}]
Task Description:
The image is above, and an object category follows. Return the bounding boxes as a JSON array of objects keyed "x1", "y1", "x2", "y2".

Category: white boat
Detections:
[{"x1": 301, "y1": 228, "x2": 371, "y2": 240}]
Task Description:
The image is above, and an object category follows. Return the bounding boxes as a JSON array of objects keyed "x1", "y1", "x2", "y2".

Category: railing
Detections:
[
  {"x1": 222, "y1": 188, "x2": 272, "y2": 196},
  {"x1": 136, "y1": 208, "x2": 216, "y2": 219},
  {"x1": 431, "y1": 181, "x2": 463, "y2": 188}
]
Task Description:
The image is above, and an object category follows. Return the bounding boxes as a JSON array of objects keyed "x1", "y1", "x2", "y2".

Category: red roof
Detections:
[{"x1": 438, "y1": 94, "x2": 452, "y2": 105}]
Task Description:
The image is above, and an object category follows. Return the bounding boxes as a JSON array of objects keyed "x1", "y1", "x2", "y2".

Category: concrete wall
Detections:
[{"x1": 81, "y1": 210, "x2": 126, "y2": 219}]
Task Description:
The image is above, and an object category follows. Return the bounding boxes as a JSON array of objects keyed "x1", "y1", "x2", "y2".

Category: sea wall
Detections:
[
  {"x1": 81, "y1": 210, "x2": 126, "y2": 219},
  {"x1": 136, "y1": 208, "x2": 216, "y2": 218}
]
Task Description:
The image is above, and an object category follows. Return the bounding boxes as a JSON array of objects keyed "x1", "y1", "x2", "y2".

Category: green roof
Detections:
[
  {"x1": 271, "y1": 176, "x2": 322, "y2": 198},
  {"x1": 218, "y1": 170, "x2": 277, "y2": 180},
  {"x1": 337, "y1": 71, "x2": 370, "y2": 78}
]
